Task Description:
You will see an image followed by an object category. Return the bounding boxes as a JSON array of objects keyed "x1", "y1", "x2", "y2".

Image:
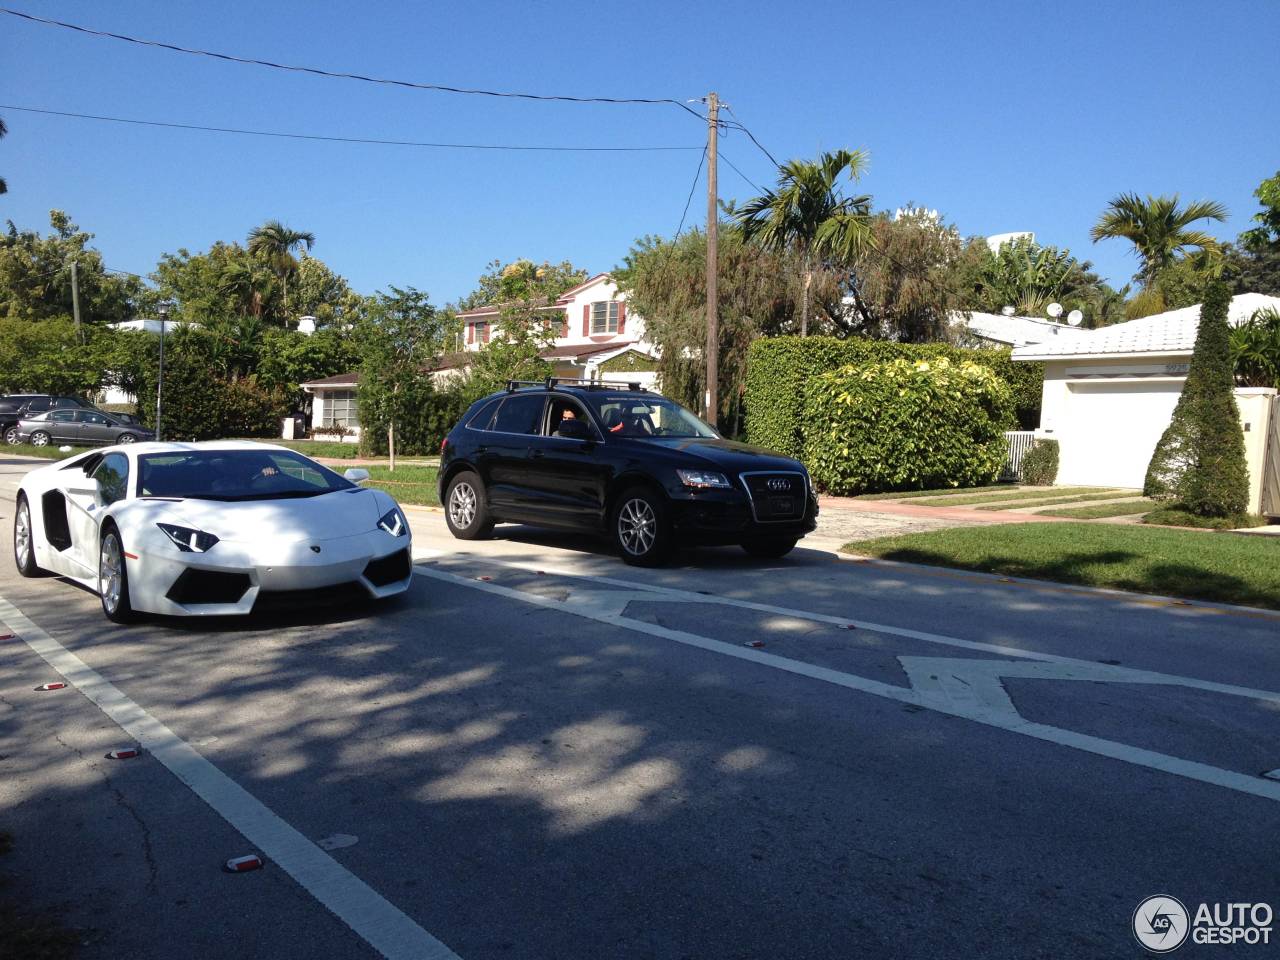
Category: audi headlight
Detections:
[
  {"x1": 677, "y1": 469, "x2": 732, "y2": 490},
  {"x1": 157, "y1": 523, "x2": 219, "y2": 553},
  {"x1": 378, "y1": 507, "x2": 408, "y2": 537}
]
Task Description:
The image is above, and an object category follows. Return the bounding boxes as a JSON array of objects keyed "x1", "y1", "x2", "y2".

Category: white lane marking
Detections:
[
  {"x1": 412, "y1": 565, "x2": 1280, "y2": 804},
  {"x1": 0, "y1": 597, "x2": 460, "y2": 960},
  {"x1": 414, "y1": 553, "x2": 1280, "y2": 707}
]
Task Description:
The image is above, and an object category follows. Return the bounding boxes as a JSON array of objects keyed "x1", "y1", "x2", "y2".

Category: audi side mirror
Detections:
[
  {"x1": 555, "y1": 418, "x2": 594, "y2": 441},
  {"x1": 344, "y1": 468, "x2": 370, "y2": 483}
]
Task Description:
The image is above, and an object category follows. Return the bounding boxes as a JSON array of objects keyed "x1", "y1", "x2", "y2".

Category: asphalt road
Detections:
[{"x1": 1, "y1": 452, "x2": 1278, "y2": 959}]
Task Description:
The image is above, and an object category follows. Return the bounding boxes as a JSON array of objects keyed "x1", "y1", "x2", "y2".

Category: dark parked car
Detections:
[
  {"x1": 2, "y1": 394, "x2": 92, "y2": 445},
  {"x1": 438, "y1": 379, "x2": 818, "y2": 565},
  {"x1": 15, "y1": 408, "x2": 154, "y2": 447}
]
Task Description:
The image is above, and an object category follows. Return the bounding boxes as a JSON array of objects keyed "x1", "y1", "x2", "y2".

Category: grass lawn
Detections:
[
  {"x1": 911, "y1": 486, "x2": 1102, "y2": 507},
  {"x1": 1037, "y1": 500, "x2": 1154, "y2": 519},
  {"x1": 844, "y1": 522, "x2": 1280, "y2": 609},
  {"x1": 852, "y1": 484, "x2": 1018, "y2": 501},
  {"x1": 4, "y1": 445, "x2": 94, "y2": 462},
  {"x1": 236, "y1": 438, "x2": 363, "y2": 459},
  {"x1": 360, "y1": 465, "x2": 440, "y2": 506},
  {"x1": 973, "y1": 490, "x2": 1138, "y2": 511}
]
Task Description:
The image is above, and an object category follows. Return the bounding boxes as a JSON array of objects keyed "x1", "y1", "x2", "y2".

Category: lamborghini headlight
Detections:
[
  {"x1": 378, "y1": 507, "x2": 408, "y2": 537},
  {"x1": 157, "y1": 523, "x2": 219, "y2": 553}
]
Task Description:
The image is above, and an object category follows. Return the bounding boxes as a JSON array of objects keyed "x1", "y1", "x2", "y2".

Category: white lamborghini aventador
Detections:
[{"x1": 12, "y1": 441, "x2": 414, "y2": 622}]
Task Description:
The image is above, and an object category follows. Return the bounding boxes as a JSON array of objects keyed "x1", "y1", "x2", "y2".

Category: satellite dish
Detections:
[
  {"x1": 1046, "y1": 302, "x2": 1063, "y2": 318},
  {"x1": 1001, "y1": 305, "x2": 1016, "y2": 317},
  {"x1": 1067, "y1": 309, "x2": 1084, "y2": 327}
]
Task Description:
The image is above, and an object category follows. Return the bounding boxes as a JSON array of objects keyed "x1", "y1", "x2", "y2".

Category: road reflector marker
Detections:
[
  {"x1": 0, "y1": 633, "x2": 14, "y2": 640},
  {"x1": 1264, "y1": 769, "x2": 1280, "y2": 782},
  {"x1": 998, "y1": 578, "x2": 1014, "y2": 583},
  {"x1": 842, "y1": 624, "x2": 857, "y2": 630},
  {"x1": 476, "y1": 576, "x2": 492, "y2": 582},
  {"x1": 224, "y1": 854, "x2": 264, "y2": 872},
  {"x1": 106, "y1": 747, "x2": 140, "y2": 760},
  {"x1": 35, "y1": 681, "x2": 67, "y2": 691},
  {"x1": 743, "y1": 640, "x2": 765, "y2": 648}
]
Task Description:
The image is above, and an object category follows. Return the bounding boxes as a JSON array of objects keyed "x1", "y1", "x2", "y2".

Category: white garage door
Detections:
[{"x1": 1057, "y1": 382, "x2": 1184, "y2": 488}]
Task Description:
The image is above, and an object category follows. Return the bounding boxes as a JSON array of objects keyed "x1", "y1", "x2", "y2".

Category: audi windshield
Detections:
[{"x1": 584, "y1": 395, "x2": 719, "y2": 439}]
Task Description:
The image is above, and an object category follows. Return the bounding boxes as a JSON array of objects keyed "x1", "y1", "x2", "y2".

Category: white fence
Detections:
[{"x1": 1002, "y1": 431, "x2": 1037, "y2": 481}]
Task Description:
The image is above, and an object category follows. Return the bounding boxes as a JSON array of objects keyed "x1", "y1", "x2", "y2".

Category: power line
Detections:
[
  {"x1": 722, "y1": 105, "x2": 779, "y2": 167},
  {"x1": 675, "y1": 146, "x2": 707, "y2": 237},
  {"x1": 0, "y1": 104, "x2": 702, "y2": 153},
  {"x1": 1, "y1": 8, "x2": 705, "y2": 121},
  {"x1": 718, "y1": 149, "x2": 764, "y2": 194}
]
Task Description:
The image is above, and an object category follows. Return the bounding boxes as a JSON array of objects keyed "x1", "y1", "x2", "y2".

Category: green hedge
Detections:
[
  {"x1": 357, "y1": 380, "x2": 469, "y2": 457},
  {"x1": 801, "y1": 357, "x2": 1013, "y2": 495},
  {"x1": 744, "y1": 337, "x2": 1042, "y2": 459}
]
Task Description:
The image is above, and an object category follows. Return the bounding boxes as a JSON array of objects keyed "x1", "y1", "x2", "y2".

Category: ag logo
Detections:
[
  {"x1": 1134, "y1": 895, "x2": 1190, "y2": 953},
  {"x1": 767, "y1": 478, "x2": 790, "y2": 492}
]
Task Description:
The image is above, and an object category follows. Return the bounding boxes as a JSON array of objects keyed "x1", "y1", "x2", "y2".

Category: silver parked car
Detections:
[{"x1": 16, "y1": 409, "x2": 155, "y2": 447}]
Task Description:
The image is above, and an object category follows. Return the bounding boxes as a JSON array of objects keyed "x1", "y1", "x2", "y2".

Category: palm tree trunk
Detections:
[{"x1": 801, "y1": 264, "x2": 812, "y2": 338}]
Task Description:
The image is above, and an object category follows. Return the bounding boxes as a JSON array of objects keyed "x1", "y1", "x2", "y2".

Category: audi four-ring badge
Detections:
[
  {"x1": 438, "y1": 378, "x2": 818, "y2": 566},
  {"x1": 12, "y1": 441, "x2": 413, "y2": 623}
]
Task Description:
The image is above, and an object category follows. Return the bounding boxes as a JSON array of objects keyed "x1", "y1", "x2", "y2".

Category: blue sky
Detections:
[{"x1": 2, "y1": 0, "x2": 1277, "y2": 305}]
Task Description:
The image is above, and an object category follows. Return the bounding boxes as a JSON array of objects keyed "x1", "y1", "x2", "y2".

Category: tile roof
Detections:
[
  {"x1": 960, "y1": 311, "x2": 1093, "y2": 348},
  {"x1": 1012, "y1": 293, "x2": 1280, "y2": 361}
]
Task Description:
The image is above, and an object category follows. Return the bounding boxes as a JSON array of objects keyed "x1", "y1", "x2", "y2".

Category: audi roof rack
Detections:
[{"x1": 506, "y1": 377, "x2": 647, "y2": 392}]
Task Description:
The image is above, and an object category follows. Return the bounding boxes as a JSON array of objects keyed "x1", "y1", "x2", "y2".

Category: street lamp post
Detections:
[{"x1": 155, "y1": 303, "x2": 170, "y2": 441}]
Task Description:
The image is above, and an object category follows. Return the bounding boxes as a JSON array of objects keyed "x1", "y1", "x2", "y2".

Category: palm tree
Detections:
[
  {"x1": 1090, "y1": 193, "x2": 1227, "y2": 287},
  {"x1": 246, "y1": 220, "x2": 315, "y2": 321},
  {"x1": 736, "y1": 149, "x2": 874, "y2": 336}
]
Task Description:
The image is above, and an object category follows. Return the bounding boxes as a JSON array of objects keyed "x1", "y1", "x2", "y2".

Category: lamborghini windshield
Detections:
[
  {"x1": 585, "y1": 395, "x2": 719, "y2": 439},
  {"x1": 137, "y1": 449, "x2": 355, "y2": 501}
]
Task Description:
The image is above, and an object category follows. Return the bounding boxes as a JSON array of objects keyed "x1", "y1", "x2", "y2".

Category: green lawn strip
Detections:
[
  {"x1": 852, "y1": 484, "x2": 1018, "y2": 501},
  {"x1": 910, "y1": 486, "x2": 1103, "y2": 507},
  {"x1": 1143, "y1": 506, "x2": 1268, "y2": 530},
  {"x1": 4, "y1": 445, "x2": 95, "y2": 462},
  {"x1": 842, "y1": 522, "x2": 1280, "y2": 609},
  {"x1": 234, "y1": 438, "x2": 362, "y2": 459},
  {"x1": 1035, "y1": 500, "x2": 1155, "y2": 519},
  {"x1": 361, "y1": 465, "x2": 440, "y2": 506},
  {"x1": 974, "y1": 491, "x2": 1136, "y2": 511}
]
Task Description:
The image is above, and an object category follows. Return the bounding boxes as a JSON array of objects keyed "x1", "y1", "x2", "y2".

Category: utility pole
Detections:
[
  {"x1": 704, "y1": 91, "x2": 719, "y2": 429},
  {"x1": 155, "y1": 304, "x2": 168, "y2": 442},
  {"x1": 69, "y1": 260, "x2": 83, "y2": 343}
]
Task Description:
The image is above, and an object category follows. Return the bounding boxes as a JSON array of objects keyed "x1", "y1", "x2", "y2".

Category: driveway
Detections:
[{"x1": 1, "y1": 453, "x2": 1278, "y2": 959}]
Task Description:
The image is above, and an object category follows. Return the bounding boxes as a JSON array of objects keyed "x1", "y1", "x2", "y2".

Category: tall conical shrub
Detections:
[{"x1": 1143, "y1": 281, "x2": 1249, "y2": 516}]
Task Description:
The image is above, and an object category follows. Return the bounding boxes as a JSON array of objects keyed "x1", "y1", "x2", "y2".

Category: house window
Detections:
[
  {"x1": 475, "y1": 321, "x2": 488, "y2": 344},
  {"x1": 322, "y1": 390, "x2": 358, "y2": 428},
  {"x1": 591, "y1": 301, "x2": 619, "y2": 334}
]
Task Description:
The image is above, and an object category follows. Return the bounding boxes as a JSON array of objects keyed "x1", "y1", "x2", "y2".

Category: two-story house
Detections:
[{"x1": 454, "y1": 273, "x2": 660, "y2": 389}]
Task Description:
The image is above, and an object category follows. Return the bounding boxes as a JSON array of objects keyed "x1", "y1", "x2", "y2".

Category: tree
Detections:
[
  {"x1": 355, "y1": 286, "x2": 452, "y2": 467},
  {"x1": 957, "y1": 234, "x2": 1118, "y2": 325},
  {"x1": 0, "y1": 211, "x2": 141, "y2": 323},
  {"x1": 1239, "y1": 170, "x2": 1280, "y2": 253},
  {"x1": 1229, "y1": 307, "x2": 1280, "y2": 388},
  {"x1": 0, "y1": 315, "x2": 116, "y2": 395},
  {"x1": 846, "y1": 209, "x2": 969, "y2": 342},
  {"x1": 735, "y1": 149, "x2": 874, "y2": 336},
  {"x1": 615, "y1": 228, "x2": 813, "y2": 432},
  {"x1": 1090, "y1": 193, "x2": 1228, "y2": 288},
  {"x1": 1143, "y1": 281, "x2": 1250, "y2": 517},
  {"x1": 247, "y1": 220, "x2": 315, "y2": 323}
]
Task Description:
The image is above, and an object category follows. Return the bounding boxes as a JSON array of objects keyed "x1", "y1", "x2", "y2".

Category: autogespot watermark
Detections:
[{"x1": 1133, "y1": 896, "x2": 1274, "y2": 953}]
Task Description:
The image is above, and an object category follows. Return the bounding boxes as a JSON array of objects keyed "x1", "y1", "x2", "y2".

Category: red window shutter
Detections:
[
  {"x1": 582, "y1": 304, "x2": 590, "y2": 336},
  {"x1": 467, "y1": 322, "x2": 474, "y2": 344},
  {"x1": 561, "y1": 312, "x2": 569, "y2": 338},
  {"x1": 483, "y1": 323, "x2": 490, "y2": 344},
  {"x1": 616, "y1": 301, "x2": 626, "y2": 335}
]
